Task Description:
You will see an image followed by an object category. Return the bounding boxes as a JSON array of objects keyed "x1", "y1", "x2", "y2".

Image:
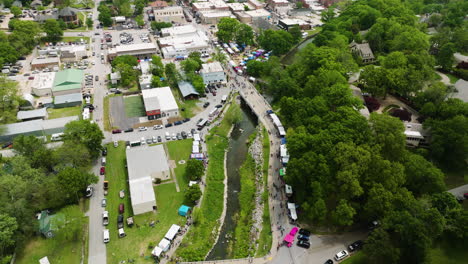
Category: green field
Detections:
[
  {"x1": 47, "y1": 106, "x2": 82, "y2": 119},
  {"x1": 61, "y1": 36, "x2": 90, "y2": 43},
  {"x1": 15, "y1": 205, "x2": 88, "y2": 264},
  {"x1": 124, "y1": 96, "x2": 146, "y2": 118},
  {"x1": 105, "y1": 140, "x2": 192, "y2": 263},
  {"x1": 178, "y1": 99, "x2": 202, "y2": 119}
]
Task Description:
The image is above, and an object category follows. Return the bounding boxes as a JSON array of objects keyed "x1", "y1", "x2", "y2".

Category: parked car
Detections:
[
  {"x1": 181, "y1": 131, "x2": 187, "y2": 138},
  {"x1": 174, "y1": 121, "x2": 183, "y2": 126},
  {"x1": 177, "y1": 133, "x2": 182, "y2": 140},
  {"x1": 203, "y1": 102, "x2": 210, "y2": 108},
  {"x1": 165, "y1": 123, "x2": 173, "y2": 128},
  {"x1": 299, "y1": 229, "x2": 311, "y2": 236},
  {"x1": 182, "y1": 118, "x2": 190, "y2": 123},
  {"x1": 297, "y1": 240, "x2": 310, "y2": 249},
  {"x1": 124, "y1": 128, "x2": 134, "y2": 133},
  {"x1": 157, "y1": 136, "x2": 162, "y2": 142},
  {"x1": 324, "y1": 260, "x2": 333, "y2": 264},
  {"x1": 102, "y1": 211, "x2": 109, "y2": 226},
  {"x1": 146, "y1": 138, "x2": 152, "y2": 144},
  {"x1": 334, "y1": 250, "x2": 349, "y2": 261},
  {"x1": 153, "y1": 125, "x2": 163, "y2": 130},
  {"x1": 152, "y1": 136, "x2": 157, "y2": 143},
  {"x1": 298, "y1": 234, "x2": 310, "y2": 241},
  {"x1": 172, "y1": 133, "x2": 177, "y2": 140},
  {"x1": 348, "y1": 240, "x2": 364, "y2": 252},
  {"x1": 165, "y1": 132, "x2": 171, "y2": 140},
  {"x1": 118, "y1": 203, "x2": 124, "y2": 214},
  {"x1": 103, "y1": 229, "x2": 110, "y2": 243},
  {"x1": 102, "y1": 147, "x2": 107, "y2": 156},
  {"x1": 118, "y1": 228, "x2": 126, "y2": 238},
  {"x1": 101, "y1": 198, "x2": 107, "y2": 207},
  {"x1": 112, "y1": 129, "x2": 122, "y2": 134},
  {"x1": 215, "y1": 104, "x2": 222, "y2": 108},
  {"x1": 114, "y1": 140, "x2": 118, "y2": 147},
  {"x1": 2, "y1": 142, "x2": 12, "y2": 149},
  {"x1": 85, "y1": 186, "x2": 94, "y2": 197},
  {"x1": 464, "y1": 193, "x2": 468, "y2": 199},
  {"x1": 138, "y1": 126, "x2": 147, "y2": 131},
  {"x1": 100, "y1": 167, "x2": 105, "y2": 175},
  {"x1": 117, "y1": 214, "x2": 124, "y2": 228}
]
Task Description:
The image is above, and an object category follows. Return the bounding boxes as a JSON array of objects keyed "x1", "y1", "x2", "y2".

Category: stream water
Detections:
[
  {"x1": 281, "y1": 37, "x2": 315, "y2": 65},
  {"x1": 206, "y1": 100, "x2": 258, "y2": 260}
]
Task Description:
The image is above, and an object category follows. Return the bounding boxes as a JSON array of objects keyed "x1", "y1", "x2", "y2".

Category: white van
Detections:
[
  {"x1": 165, "y1": 132, "x2": 171, "y2": 140},
  {"x1": 103, "y1": 229, "x2": 110, "y2": 243},
  {"x1": 101, "y1": 157, "x2": 106, "y2": 166},
  {"x1": 118, "y1": 228, "x2": 126, "y2": 238},
  {"x1": 51, "y1": 133, "x2": 64, "y2": 141}
]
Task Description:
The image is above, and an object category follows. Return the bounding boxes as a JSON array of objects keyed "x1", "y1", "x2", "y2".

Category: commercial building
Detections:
[
  {"x1": 0, "y1": 116, "x2": 79, "y2": 142},
  {"x1": 139, "y1": 74, "x2": 152, "y2": 90},
  {"x1": 178, "y1": 81, "x2": 199, "y2": 99},
  {"x1": 126, "y1": 145, "x2": 170, "y2": 215},
  {"x1": 17, "y1": 108, "x2": 48, "y2": 121},
  {"x1": 227, "y1": 3, "x2": 251, "y2": 12},
  {"x1": 54, "y1": 93, "x2": 83, "y2": 108},
  {"x1": 32, "y1": 72, "x2": 56, "y2": 96},
  {"x1": 107, "y1": 43, "x2": 158, "y2": 61},
  {"x1": 235, "y1": 11, "x2": 252, "y2": 23},
  {"x1": 153, "y1": 6, "x2": 185, "y2": 23},
  {"x1": 349, "y1": 41, "x2": 375, "y2": 64},
  {"x1": 404, "y1": 122, "x2": 428, "y2": 147},
  {"x1": 149, "y1": 0, "x2": 168, "y2": 9},
  {"x1": 192, "y1": 0, "x2": 229, "y2": 12},
  {"x1": 31, "y1": 57, "x2": 60, "y2": 70},
  {"x1": 52, "y1": 69, "x2": 83, "y2": 96},
  {"x1": 200, "y1": 62, "x2": 226, "y2": 85},
  {"x1": 142, "y1": 87, "x2": 179, "y2": 119},
  {"x1": 278, "y1": 18, "x2": 311, "y2": 30},
  {"x1": 245, "y1": 9, "x2": 271, "y2": 22},
  {"x1": 200, "y1": 11, "x2": 234, "y2": 24},
  {"x1": 267, "y1": 0, "x2": 290, "y2": 14},
  {"x1": 159, "y1": 25, "x2": 210, "y2": 58},
  {"x1": 60, "y1": 45, "x2": 87, "y2": 62},
  {"x1": 248, "y1": 0, "x2": 265, "y2": 9}
]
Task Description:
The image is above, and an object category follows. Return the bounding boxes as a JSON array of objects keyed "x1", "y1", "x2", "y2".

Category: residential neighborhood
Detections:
[{"x1": 0, "y1": 0, "x2": 467, "y2": 264}]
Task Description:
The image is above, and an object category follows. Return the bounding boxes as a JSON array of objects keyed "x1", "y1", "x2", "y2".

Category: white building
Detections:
[
  {"x1": 126, "y1": 145, "x2": 171, "y2": 215},
  {"x1": 200, "y1": 62, "x2": 226, "y2": 85},
  {"x1": 192, "y1": 0, "x2": 229, "y2": 12},
  {"x1": 404, "y1": 122, "x2": 428, "y2": 147},
  {"x1": 139, "y1": 74, "x2": 152, "y2": 90},
  {"x1": 142, "y1": 87, "x2": 179, "y2": 119},
  {"x1": 159, "y1": 25, "x2": 210, "y2": 58},
  {"x1": 267, "y1": 0, "x2": 290, "y2": 15},
  {"x1": 153, "y1": 6, "x2": 185, "y2": 23},
  {"x1": 108, "y1": 43, "x2": 158, "y2": 61},
  {"x1": 60, "y1": 45, "x2": 87, "y2": 62},
  {"x1": 200, "y1": 11, "x2": 234, "y2": 24},
  {"x1": 32, "y1": 72, "x2": 56, "y2": 96},
  {"x1": 245, "y1": 9, "x2": 271, "y2": 21}
]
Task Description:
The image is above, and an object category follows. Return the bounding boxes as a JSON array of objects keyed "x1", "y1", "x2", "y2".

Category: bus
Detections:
[
  {"x1": 209, "y1": 108, "x2": 219, "y2": 117},
  {"x1": 197, "y1": 119, "x2": 208, "y2": 130}
]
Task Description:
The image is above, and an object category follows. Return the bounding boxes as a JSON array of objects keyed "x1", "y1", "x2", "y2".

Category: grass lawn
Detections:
[
  {"x1": 47, "y1": 106, "x2": 82, "y2": 119},
  {"x1": 445, "y1": 72, "x2": 459, "y2": 84},
  {"x1": 178, "y1": 99, "x2": 202, "y2": 119},
  {"x1": 15, "y1": 205, "x2": 88, "y2": 264},
  {"x1": 166, "y1": 139, "x2": 194, "y2": 191},
  {"x1": 61, "y1": 36, "x2": 90, "y2": 43},
  {"x1": 341, "y1": 252, "x2": 368, "y2": 264},
  {"x1": 427, "y1": 242, "x2": 468, "y2": 264},
  {"x1": 105, "y1": 141, "x2": 192, "y2": 263},
  {"x1": 124, "y1": 96, "x2": 146, "y2": 118},
  {"x1": 256, "y1": 127, "x2": 272, "y2": 257},
  {"x1": 443, "y1": 168, "x2": 468, "y2": 190}
]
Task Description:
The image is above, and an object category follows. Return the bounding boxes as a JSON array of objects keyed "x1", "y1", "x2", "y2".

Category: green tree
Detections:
[
  {"x1": 134, "y1": 0, "x2": 147, "y2": 15},
  {"x1": 0, "y1": 76, "x2": 21, "y2": 124},
  {"x1": 57, "y1": 167, "x2": 98, "y2": 202},
  {"x1": 403, "y1": 153, "x2": 445, "y2": 196},
  {"x1": 332, "y1": 199, "x2": 356, "y2": 226},
  {"x1": 235, "y1": 24, "x2": 254, "y2": 45},
  {"x1": 56, "y1": 142, "x2": 91, "y2": 169},
  {"x1": 135, "y1": 14, "x2": 144, "y2": 28},
  {"x1": 181, "y1": 59, "x2": 201, "y2": 73},
  {"x1": 151, "y1": 55, "x2": 164, "y2": 74},
  {"x1": 225, "y1": 102, "x2": 242, "y2": 124},
  {"x1": 296, "y1": 2, "x2": 303, "y2": 9},
  {"x1": 0, "y1": 214, "x2": 18, "y2": 257},
  {"x1": 165, "y1": 63, "x2": 181, "y2": 87},
  {"x1": 436, "y1": 42, "x2": 456, "y2": 71},
  {"x1": 364, "y1": 228, "x2": 400, "y2": 264},
  {"x1": 189, "y1": 74, "x2": 205, "y2": 95},
  {"x1": 82, "y1": 0, "x2": 95, "y2": 8},
  {"x1": 359, "y1": 65, "x2": 388, "y2": 97},
  {"x1": 184, "y1": 184, "x2": 202, "y2": 205},
  {"x1": 212, "y1": 50, "x2": 227, "y2": 64},
  {"x1": 97, "y1": 5, "x2": 113, "y2": 27},
  {"x1": 43, "y1": 19, "x2": 63, "y2": 42},
  {"x1": 321, "y1": 7, "x2": 335, "y2": 23},
  {"x1": 246, "y1": 60, "x2": 265, "y2": 77},
  {"x1": 86, "y1": 17, "x2": 93, "y2": 28},
  {"x1": 258, "y1": 30, "x2": 294, "y2": 56},
  {"x1": 186, "y1": 159, "x2": 204, "y2": 181},
  {"x1": 111, "y1": 55, "x2": 138, "y2": 68},
  {"x1": 431, "y1": 192, "x2": 461, "y2": 217},
  {"x1": 188, "y1": 52, "x2": 203, "y2": 66},
  {"x1": 151, "y1": 75, "x2": 165, "y2": 88},
  {"x1": 10, "y1": 6, "x2": 21, "y2": 18},
  {"x1": 310, "y1": 198, "x2": 327, "y2": 222},
  {"x1": 116, "y1": 63, "x2": 138, "y2": 87},
  {"x1": 150, "y1": 21, "x2": 172, "y2": 31},
  {"x1": 63, "y1": 120, "x2": 104, "y2": 159},
  {"x1": 289, "y1": 26, "x2": 302, "y2": 43},
  {"x1": 369, "y1": 113, "x2": 406, "y2": 162},
  {"x1": 216, "y1": 17, "x2": 239, "y2": 43}
]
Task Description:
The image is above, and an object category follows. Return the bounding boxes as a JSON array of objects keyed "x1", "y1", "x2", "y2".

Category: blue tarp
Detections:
[
  {"x1": 281, "y1": 138, "x2": 287, "y2": 145},
  {"x1": 178, "y1": 205, "x2": 191, "y2": 216}
]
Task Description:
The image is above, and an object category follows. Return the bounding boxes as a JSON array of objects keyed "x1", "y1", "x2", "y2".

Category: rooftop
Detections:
[
  {"x1": 126, "y1": 145, "x2": 170, "y2": 181},
  {"x1": 149, "y1": 0, "x2": 168, "y2": 8},
  {"x1": 178, "y1": 81, "x2": 199, "y2": 98},
  {"x1": 245, "y1": 8, "x2": 271, "y2": 17},
  {"x1": 31, "y1": 57, "x2": 60, "y2": 65},
  {"x1": 54, "y1": 93, "x2": 83, "y2": 104},
  {"x1": 128, "y1": 176, "x2": 157, "y2": 207},
  {"x1": 201, "y1": 62, "x2": 224, "y2": 73},
  {"x1": 32, "y1": 72, "x2": 56, "y2": 89},
  {"x1": 161, "y1": 25, "x2": 198, "y2": 37},
  {"x1": 142, "y1": 87, "x2": 178, "y2": 112},
  {"x1": 17, "y1": 108, "x2": 47, "y2": 120},
  {"x1": 111, "y1": 43, "x2": 158, "y2": 53},
  {"x1": 0, "y1": 116, "x2": 79, "y2": 137},
  {"x1": 155, "y1": 5, "x2": 183, "y2": 12},
  {"x1": 200, "y1": 11, "x2": 233, "y2": 18},
  {"x1": 53, "y1": 69, "x2": 83, "y2": 92}
]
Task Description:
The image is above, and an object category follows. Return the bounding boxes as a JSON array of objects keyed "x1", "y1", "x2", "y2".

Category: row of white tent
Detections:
[
  {"x1": 269, "y1": 113, "x2": 286, "y2": 137},
  {"x1": 151, "y1": 224, "x2": 181, "y2": 258},
  {"x1": 193, "y1": 133, "x2": 201, "y2": 154}
]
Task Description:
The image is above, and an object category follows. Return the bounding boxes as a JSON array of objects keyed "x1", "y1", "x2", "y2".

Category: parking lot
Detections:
[{"x1": 104, "y1": 29, "x2": 155, "y2": 46}]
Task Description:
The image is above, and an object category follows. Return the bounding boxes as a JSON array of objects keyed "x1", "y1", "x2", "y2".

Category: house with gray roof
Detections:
[
  {"x1": 178, "y1": 81, "x2": 199, "y2": 99},
  {"x1": 349, "y1": 41, "x2": 375, "y2": 64},
  {"x1": 17, "y1": 108, "x2": 48, "y2": 121}
]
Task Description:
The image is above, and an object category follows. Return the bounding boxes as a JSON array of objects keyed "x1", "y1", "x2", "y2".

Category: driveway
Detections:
[
  {"x1": 448, "y1": 184, "x2": 468, "y2": 198},
  {"x1": 109, "y1": 96, "x2": 139, "y2": 130}
]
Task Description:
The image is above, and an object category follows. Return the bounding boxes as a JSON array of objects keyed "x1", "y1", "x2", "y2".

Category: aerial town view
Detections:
[{"x1": 0, "y1": 0, "x2": 467, "y2": 263}]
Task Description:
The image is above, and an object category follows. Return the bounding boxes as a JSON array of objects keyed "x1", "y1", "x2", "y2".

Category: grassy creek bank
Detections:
[
  {"x1": 231, "y1": 125, "x2": 270, "y2": 258},
  {"x1": 175, "y1": 99, "x2": 237, "y2": 261}
]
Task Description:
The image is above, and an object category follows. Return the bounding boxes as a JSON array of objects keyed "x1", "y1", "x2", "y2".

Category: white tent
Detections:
[
  {"x1": 192, "y1": 145, "x2": 199, "y2": 153},
  {"x1": 39, "y1": 257, "x2": 50, "y2": 264},
  {"x1": 278, "y1": 126, "x2": 286, "y2": 136},
  {"x1": 287, "y1": 203, "x2": 297, "y2": 221},
  {"x1": 164, "y1": 224, "x2": 181, "y2": 241},
  {"x1": 193, "y1": 140, "x2": 200, "y2": 146},
  {"x1": 152, "y1": 246, "x2": 163, "y2": 257},
  {"x1": 189, "y1": 181, "x2": 198, "y2": 187},
  {"x1": 280, "y1": 145, "x2": 288, "y2": 158},
  {"x1": 285, "y1": 184, "x2": 293, "y2": 196},
  {"x1": 159, "y1": 238, "x2": 171, "y2": 252},
  {"x1": 193, "y1": 134, "x2": 201, "y2": 141}
]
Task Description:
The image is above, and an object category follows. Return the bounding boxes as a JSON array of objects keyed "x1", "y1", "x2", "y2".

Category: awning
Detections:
[
  {"x1": 164, "y1": 224, "x2": 181, "y2": 241},
  {"x1": 152, "y1": 246, "x2": 163, "y2": 257},
  {"x1": 159, "y1": 238, "x2": 171, "y2": 252}
]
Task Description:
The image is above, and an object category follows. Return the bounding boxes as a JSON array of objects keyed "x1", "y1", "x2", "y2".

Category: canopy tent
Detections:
[
  {"x1": 279, "y1": 168, "x2": 286, "y2": 177},
  {"x1": 278, "y1": 126, "x2": 286, "y2": 137},
  {"x1": 288, "y1": 203, "x2": 298, "y2": 221},
  {"x1": 193, "y1": 140, "x2": 200, "y2": 146},
  {"x1": 281, "y1": 138, "x2": 287, "y2": 145},
  {"x1": 165, "y1": 224, "x2": 181, "y2": 241},
  {"x1": 193, "y1": 134, "x2": 201, "y2": 141},
  {"x1": 178, "y1": 205, "x2": 191, "y2": 216},
  {"x1": 158, "y1": 238, "x2": 171, "y2": 252},
  {"x1": 39, "y1": 257, "x2": 51, "y2": 264},
  {"x1": 192, "y1": 145, "x2": 199, "y2": 153},
  {"x1": 190, "y1": 153, "x2": 205, "y2": 160},
  {"x1": 151, "y1": 246, "x2": 163, "y2": 257},
  {"x1": 189, "y1": 181, "x2": 198, "y2": 187}
]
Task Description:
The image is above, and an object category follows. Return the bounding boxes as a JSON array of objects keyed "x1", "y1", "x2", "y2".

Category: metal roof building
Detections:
[
  {"x1": 0, "y1": 116, "x2": 79, "y2": 141},
  {"x1": 142, "y1": 87, "x2": 179, "y2": 119},
  {"x1": 54, "y1": 93, "x2": 83, "y2": 108},
  {"x1": 178, "y1": 81, "x2": 199, "y2": 99},
  {"x1": 126, "y1": 145, "x2": 170, "y2": 215},
  {"x1": 17, "y1": 108, "x2": 48, "y2": 121},
  {"x1": 52, "y1": 69, "x2": 83, "y2": 96}
]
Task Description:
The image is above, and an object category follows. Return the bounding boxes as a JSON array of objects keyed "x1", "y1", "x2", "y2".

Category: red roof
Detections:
[{"x1": 149, "y1": 1, "x2": 168, "y2": 8}]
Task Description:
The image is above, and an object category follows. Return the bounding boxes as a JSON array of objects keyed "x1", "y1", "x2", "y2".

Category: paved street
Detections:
[{"x1": 448, "y1": 184, "x2": 468, "y2": 197}]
